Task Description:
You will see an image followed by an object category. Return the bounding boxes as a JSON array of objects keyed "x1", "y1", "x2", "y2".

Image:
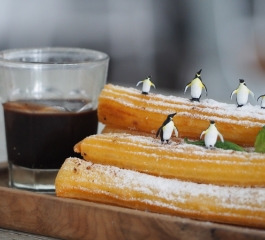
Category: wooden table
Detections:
[{"x1": 1, "y1": 162, "x2": 265, "y2": 240}]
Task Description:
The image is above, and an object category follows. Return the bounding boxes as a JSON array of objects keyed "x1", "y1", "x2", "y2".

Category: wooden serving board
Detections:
[{"x1": 1, "y1": 164, "x2": 265, "y2": 240}]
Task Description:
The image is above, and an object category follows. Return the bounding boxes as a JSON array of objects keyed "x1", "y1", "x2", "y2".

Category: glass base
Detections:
[{"x1": 8, "y1": 162, "x2": 58, "y2": 193}]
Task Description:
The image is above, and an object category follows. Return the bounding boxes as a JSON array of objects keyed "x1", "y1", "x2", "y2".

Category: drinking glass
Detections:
[{"x1": 0, "y1": 47, "x2": 109, "y2": 192}]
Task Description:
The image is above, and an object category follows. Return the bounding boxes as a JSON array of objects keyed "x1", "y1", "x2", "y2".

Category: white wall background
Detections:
[{"x1": 0, "y1": 0, "x2": 265, "y2": 162}]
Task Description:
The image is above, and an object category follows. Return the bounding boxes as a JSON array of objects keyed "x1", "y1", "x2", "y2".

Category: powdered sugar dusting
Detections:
[
  {"x1": 64, "y1": 158, "x2": 265, "y2": 214},
  {"x1": 88, "y1": 133, "x2": 265, "y2": 161},
  {"x1": 102, "y1": 84, "x2": 265, "y2": 126}
]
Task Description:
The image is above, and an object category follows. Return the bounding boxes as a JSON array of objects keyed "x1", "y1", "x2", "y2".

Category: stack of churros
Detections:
[{"x1": 55, "y1": 84, "x2": 265, "y2": 229}]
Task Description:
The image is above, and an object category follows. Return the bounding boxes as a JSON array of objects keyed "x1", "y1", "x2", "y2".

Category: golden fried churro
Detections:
[
  {"x1": 102, "y1": 124, "x2": 155, "y2": 138},
  {"x1": 98, "y1": 84, "x2": 265, "y2": 146},
  {"x1": 74, "y1": 133, "x2": 265, "y2": 187},
  {"x1": 55, "y1": 158, "x2": 265, "y2": 229}
]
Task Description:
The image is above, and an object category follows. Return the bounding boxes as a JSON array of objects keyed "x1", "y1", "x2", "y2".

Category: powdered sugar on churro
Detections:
[
  {"x1": 65, "y1": 158, "x2": 265, "y2": 214},
  {"x1": 103, "y1": 84, "x2": 265, "y2": 127},
  {"x1": 75, "y1": 133, "x2": 265, "y2": 188},
  {"x1": 86, "y1": 133, "x2": 265, "y2": 162}
]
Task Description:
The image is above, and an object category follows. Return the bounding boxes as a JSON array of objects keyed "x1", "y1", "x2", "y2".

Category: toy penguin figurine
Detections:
[
  {"x1": 136, "y1": 76, "x2": 156, "y2": 95},
  {"x1": 184, "y1": 69, "x2": 207, "y2": 102},
  {"x1": 230, "y1": 79, "x2": 255, "y2": 107},
  {"x1": 156, "y1": 113, "x2": 178, "y2": 144},
  {"x1": 200, "y1": 120, "x2": 224, "y2": 148},
  {"x1": 257, "y1": 94, "x2": 265, "y2": 109}
]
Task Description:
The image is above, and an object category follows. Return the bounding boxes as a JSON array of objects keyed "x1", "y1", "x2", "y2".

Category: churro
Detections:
[
  {"x1": 98, "y1": 84, "x2": 265, "y2": 146},
  {"x1": 74, "y1": 133, "x2": 265, "y2": 187},
  {"x1": 55, "y1": 158, "x2": 265, "y2": 229}
]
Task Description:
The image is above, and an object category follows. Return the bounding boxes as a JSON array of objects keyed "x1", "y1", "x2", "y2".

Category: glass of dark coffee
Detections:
[{"x1": 0, "y1": 48, "x2": 109, "y2": 192}]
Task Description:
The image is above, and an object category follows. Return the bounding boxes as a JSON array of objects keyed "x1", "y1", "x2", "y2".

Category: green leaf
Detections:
[
  {"x1": 184, "y1": 137, "x2": 245, "y2": 152},
  {"x1": 184, "y1": 138, "x2": 205, "y2": 146},
  {"x1": 215, "y1": 141, "x2": 245, "y2": 152},
  {"x1": 254, "y1": 126, "x2": 265, "y2": 153}
]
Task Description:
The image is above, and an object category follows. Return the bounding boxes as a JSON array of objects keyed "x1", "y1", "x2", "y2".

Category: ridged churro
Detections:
[
  {"x1": 102, "y1": 124, "x2": 159, "y2": 138},
  {"x1": 98, "y1": 84, "x2": 265, "y2": 146},
  {"x1": 55, "y1": 158, "x2": 265, "y2": 229},
  {"x1": 74, "y1": 133, "x2": 265, "y2": 187}
]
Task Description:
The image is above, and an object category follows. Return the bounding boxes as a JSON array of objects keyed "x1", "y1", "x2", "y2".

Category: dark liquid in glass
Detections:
[{"x1": 3, "y1": 99, "x2": 98, "y2": 169}]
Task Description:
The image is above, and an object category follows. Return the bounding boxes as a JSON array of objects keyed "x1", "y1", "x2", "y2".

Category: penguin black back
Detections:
[
  {"x1": 163, "y1": 113, "x2": 176, "y2": 125},
  {"x1": 156, "y1": 113, "x2": 176, "y2": 138}
]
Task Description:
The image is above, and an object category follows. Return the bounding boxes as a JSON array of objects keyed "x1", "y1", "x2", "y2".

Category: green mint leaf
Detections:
[
  {"x1": 254, "y1": 126, "x2": 265, "y2": 153},
  {"x1": 215, "y1": 141, "x2": 245, "y2": 152},
  {"x1": 184, "y1": 138, "x2": 245, "y2": 152}
]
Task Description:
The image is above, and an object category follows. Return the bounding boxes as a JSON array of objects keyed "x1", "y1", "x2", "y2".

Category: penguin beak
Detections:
[
  {"x1": 197, "y1": 69, "x2": 202, "y2": 75},
  {"x1": 168, "y1": 113, "x2": 177, "y2": 118}
]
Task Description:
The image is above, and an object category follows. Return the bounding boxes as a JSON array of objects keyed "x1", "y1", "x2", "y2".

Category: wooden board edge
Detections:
[{"x1": 0, "y1": 186, "x2": 265, "y2": 239}]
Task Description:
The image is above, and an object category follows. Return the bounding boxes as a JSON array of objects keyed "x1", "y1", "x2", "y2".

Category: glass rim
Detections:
[{"x1": 0, "y1": 47, "x2": 109, "y2": 67}]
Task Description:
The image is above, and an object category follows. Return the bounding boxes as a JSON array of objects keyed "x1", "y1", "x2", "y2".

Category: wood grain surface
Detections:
[{"x1": 1, "y1": 164, "x2": 265, "y2": 240}]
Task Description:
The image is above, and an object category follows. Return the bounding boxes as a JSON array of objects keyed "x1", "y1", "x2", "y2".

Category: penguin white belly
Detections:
[
  {"x1": 163, "y1": 121, "x2": 174, "y2": 140},
  {"x1": 204, "y1": 131, "x2": 218, "y2": 148},
  {"x1": 191, "y1": 81, "x2": 202, "y2": 98},
  {"x1": 237, "y1": 88, "x2": 248, "y2": 105},
  {"x1": 142, "y1": 82, "x2": 151, "y2": 93}
]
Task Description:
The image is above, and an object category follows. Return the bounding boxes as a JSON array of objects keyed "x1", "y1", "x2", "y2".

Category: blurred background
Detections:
[{"x1": 0, "y1": 0, "x2": 265, "y2": 161}]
